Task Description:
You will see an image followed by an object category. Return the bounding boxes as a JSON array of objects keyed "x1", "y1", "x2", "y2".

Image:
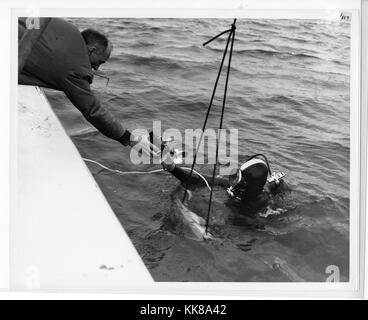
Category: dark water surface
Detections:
[{"x1": 46, "y1": 18, "x2": 350, "y2": 282}]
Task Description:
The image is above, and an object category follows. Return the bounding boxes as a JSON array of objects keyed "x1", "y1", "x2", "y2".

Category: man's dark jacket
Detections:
[{"x1": 18, "y1": 18, "x2": 125, "y2": 140}]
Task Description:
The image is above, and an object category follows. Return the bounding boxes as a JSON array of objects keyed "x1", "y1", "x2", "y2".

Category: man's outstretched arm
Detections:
[{"x1": 60, "y1": 73, "x2": 127, "y2": 142}]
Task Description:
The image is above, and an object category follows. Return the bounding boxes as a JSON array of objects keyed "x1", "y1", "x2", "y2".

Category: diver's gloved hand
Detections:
[
  {"x1": 149, "y1": 131, "x2": 173, "y2": 154},
  {"x1": 161, "y1": 152, "x2": 176, "y2": 171},
  {"x1": 149, "y1": 131, "x2": 181, "y2": 160}
]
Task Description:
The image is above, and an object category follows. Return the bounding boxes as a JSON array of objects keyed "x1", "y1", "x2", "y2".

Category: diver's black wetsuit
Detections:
[
  {"x1": 169, "y1": 166, "x2": 228, "y2": 188},
  {"x1": 167, "y1": 164, "x2": 273, "y2": 206}
]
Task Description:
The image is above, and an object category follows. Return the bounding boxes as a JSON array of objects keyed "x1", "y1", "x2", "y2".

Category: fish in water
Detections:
[{"x1": 174, "y1": 198, "x2": 213, "y2": 241}]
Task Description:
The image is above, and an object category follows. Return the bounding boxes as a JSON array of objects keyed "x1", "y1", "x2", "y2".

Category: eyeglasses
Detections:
[{"x1": 93, "y1": 71, "x2": 110, "y2": 86}]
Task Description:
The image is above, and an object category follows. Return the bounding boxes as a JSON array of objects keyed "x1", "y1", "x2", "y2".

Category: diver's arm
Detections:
[
  {"x1": 61, "y1": 75, "x2": 127, "y2": 141},
  {"x1": 168, "y1": 166, "x2": 205, "y2": 188},
  {"x1": 162, "y1": 161, "x2": 228, "y2": 189}
]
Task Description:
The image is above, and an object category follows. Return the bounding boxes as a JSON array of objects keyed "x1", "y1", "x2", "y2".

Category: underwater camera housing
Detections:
[
  {"x1": 267, "y1": 171, "x2": 286, "y2": 184},
  {"x1": 226, "y1": 154, "x2": 286, "y2": 201},
  {"x1": 149, "y1": 132, "x2": 184, "y2": 165}
]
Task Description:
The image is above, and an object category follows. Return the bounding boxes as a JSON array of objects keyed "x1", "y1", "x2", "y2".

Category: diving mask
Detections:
[{"x1": 226, "y1": 168, "x2": 247, "y2": 201}]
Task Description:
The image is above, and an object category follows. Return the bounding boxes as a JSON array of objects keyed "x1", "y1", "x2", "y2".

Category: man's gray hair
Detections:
[{"x1": 81, "y1": 28, "x2": 109, "y2": 50}]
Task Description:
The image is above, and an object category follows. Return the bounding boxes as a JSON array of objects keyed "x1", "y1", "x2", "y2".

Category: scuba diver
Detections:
[
  {"x1": 155, "y1": 136, "x2": 288, "y2": 210},
  {"x1": 133, "y1": 132, "x2": 288, "y2": 214},
  {"x1": 161, "y1": 154, "x2": 287, "y2": 208},
  {"x1": 83, "y1": 131, "x2": 289, "y2": 239}
]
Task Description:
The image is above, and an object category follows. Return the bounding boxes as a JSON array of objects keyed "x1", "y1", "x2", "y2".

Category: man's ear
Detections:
[{"x1": 88, "y1": 45, "x2": 97, "y2": 55}]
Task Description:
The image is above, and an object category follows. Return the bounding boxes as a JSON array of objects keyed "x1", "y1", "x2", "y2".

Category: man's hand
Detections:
[
  {"x1": 119, "y1": 129, "x2": 161, "y2": 158},
  {"x1": 119, "y1": 129, "x2": 181, "y2": 166},
  {"x1": 129, "y1": 133, "x2": 162, "y2": 159}
]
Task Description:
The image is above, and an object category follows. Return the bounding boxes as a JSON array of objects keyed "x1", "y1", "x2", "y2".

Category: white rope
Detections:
[
  {"x1": 82, "y1": 158, "x2": 212, "y2": 191},
  {"x1": 83, "y1": 158, "x2": 164, "y2": 175},
  {"x1": 181, "y1": 167, "x2": 212, "y2": 191}
]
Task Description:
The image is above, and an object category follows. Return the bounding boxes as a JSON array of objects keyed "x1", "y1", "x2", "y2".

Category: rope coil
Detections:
[{"x1": 82, "y1": 158, "x2": 212, "y2": 191}]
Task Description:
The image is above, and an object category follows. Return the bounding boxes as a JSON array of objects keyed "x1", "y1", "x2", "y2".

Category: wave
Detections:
[
  {"x1": 236, "y1": 49, "x2": 322, "y2": 61},
  {"x1": 279, "y1": 35, "x2": 309, "y2": 44},
  {"x1": 207, "y1": 46, "x2": 322, "y2": 61},
  {"x1": 129, "y1": 40, "x2": 156, "y2": 48},
  {"x1": 121, "y1": 53, "x2": 188, "y2": 70},
  {"x1": 164, "y1": 44, "x2": 202, "y2": 53},
  {"x1": 262, "y1": 95, "x2": 305, "y2": 108}
]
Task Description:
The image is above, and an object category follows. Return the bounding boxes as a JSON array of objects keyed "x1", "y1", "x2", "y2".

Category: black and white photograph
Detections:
[{"x1": 5, "y1": 1, "x2": 366, "y2": 299}]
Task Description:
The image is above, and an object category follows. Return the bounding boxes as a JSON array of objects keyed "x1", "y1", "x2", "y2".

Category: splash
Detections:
[{"x1": 259, "y1": 206, "x2": 287, "y2": 218}]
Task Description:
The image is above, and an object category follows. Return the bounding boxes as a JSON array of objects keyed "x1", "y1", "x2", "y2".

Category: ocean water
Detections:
[{"x1": 45, "y1": 18, "x2": 350, "y2": 282}]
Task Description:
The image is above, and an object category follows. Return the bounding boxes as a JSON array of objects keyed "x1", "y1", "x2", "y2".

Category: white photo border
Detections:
[{"x1": 0, "y1": 3, "x2": 11, "y2": 292}]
